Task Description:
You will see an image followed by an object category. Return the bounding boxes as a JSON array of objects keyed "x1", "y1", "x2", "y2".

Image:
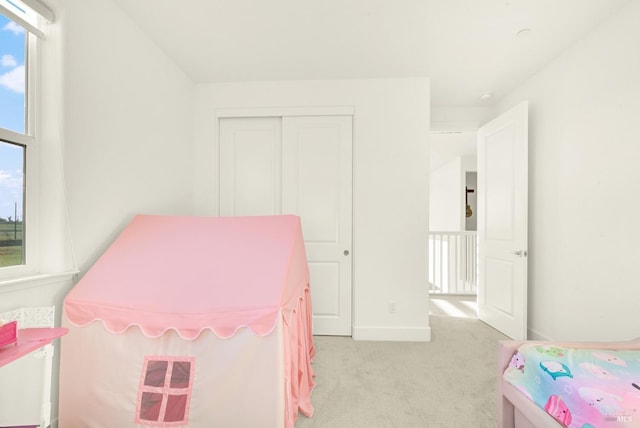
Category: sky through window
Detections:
[{"x1": 0, "y1": 12, "x2": 25, "y2": 221}]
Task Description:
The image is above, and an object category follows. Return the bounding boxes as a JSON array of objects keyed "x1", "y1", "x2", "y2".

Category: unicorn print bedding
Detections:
[{"x1": 503, "y1": 343, "x2": 640, "y2": 427}]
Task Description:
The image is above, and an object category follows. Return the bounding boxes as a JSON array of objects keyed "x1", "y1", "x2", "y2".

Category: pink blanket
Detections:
[{"x1": 504, "y1": 343, "x2": 640, "y2": 427}]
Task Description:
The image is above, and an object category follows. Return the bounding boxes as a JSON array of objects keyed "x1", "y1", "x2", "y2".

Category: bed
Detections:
[{"x1": 498, "y1": 337, "x2": 640, "y2": 428}]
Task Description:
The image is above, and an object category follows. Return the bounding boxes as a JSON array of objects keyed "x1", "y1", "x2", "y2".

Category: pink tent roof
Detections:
[{"x1": 64, "y1": 215, "x2": 310, "y2": 340}]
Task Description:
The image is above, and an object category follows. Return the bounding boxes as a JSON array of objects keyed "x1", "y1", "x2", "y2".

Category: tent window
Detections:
[
  {"x1": 144, "y1": 360, "x2": 169, "y2": 387},
  {"x1": 137, "y1": 356, "x2": 195, "y2": 426}
]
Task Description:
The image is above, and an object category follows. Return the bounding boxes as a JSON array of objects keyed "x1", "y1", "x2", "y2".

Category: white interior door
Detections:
[
  {"x1": 282, "y1": 116, "x2": 353, "y2": 336},
  {"x1": 219, "y1": 115, "x2": 353, "y2": 336},
  {"x1": 477, "y1": 101, "x2": 528, "y2": 340}
]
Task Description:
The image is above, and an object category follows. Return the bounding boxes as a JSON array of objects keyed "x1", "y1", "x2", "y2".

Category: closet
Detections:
[{"x1": 219, "y1": 115, "x2": 353, "y2": 335}]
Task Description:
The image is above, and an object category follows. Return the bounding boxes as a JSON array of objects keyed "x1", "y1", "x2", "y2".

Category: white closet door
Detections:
[
  {"x1": 282, "y1": 116, "x2": 353, "y2": 336},
  {"x1": 219, "y1": 117, "x2": 282, "y2": 216}
]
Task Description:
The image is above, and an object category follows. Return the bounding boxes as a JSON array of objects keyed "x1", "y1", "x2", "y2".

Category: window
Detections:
[
  {"x1": 0, "y1": 0, "x2": 53, "y2": 273},
  {"x1": 136, "y1": 356, "x2": 196, "y2": 426},
  {"x1": 0, "y1": 11, "x2": 28, "y2": 269}
]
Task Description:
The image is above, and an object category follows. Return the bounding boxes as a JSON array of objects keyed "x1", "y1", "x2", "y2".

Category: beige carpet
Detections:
[{"x1": 295, "y1": 315, "x2": 508, "y2": 428}]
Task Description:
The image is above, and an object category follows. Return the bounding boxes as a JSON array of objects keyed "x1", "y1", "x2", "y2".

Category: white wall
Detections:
[
  {"x1": 61, "y1": 0, "x2": 196, "y2": 273},
  {"x1": 429, "y1": 157, "x2": 463, "y2": 231},
  {"x1": 497, "y1": 0, "x2": 640, "y2": 341},
  {"x1": 194, "y1": 78, "x2": 431, "y2": 341},
  {"x1": 428, "y1": 128, "x2": 478, "y2": 233},
  {"x1": 429, "y1": 131, "x2": 477, "y2": 170},
  {"x1": 429, "y1": 154, "x2": 477, "y2": 232}
]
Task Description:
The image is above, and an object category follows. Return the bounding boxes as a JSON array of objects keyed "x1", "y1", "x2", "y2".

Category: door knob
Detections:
[
  {"x1": 343, "y1": 250, "x2": 350, "y2": 256},
  {"x1": 514, "y1": 250, "x2": 527, "y2": 257}
]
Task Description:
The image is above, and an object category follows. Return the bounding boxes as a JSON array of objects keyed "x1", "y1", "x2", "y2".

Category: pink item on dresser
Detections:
[{"x1": 0, "y1": 321, "x2": 17, "y2": 349}]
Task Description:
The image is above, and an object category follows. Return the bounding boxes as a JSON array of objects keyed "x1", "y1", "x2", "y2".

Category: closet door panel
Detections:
[
  {"x1": 219, "y1": 118, "x2": 282, "y2": 216},
  {"x1": 283, "y1": 116, "x2": 353, "y2": 336}
]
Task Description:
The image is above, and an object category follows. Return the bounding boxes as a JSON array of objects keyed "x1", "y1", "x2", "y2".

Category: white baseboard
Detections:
[{"x1": 352, "y1": 325, "x2": 432, "y2": 342}]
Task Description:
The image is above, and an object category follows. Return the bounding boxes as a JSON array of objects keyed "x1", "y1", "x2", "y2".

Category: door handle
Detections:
[
  {"x1": 343, "y1": 250, "x2": 350, "y2": 256},
  {"x1": 514, "y1": 250, "x2": 527, "y2": 257}
]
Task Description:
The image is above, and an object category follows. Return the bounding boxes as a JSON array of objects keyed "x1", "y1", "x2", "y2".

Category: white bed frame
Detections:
[{"x1": 497, "y1": 337, "x2": 640, "y2": 428}]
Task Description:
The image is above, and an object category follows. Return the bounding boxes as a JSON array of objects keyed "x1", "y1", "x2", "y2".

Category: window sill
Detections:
[{"x1": 0, "y1": 271, "x2": 78, "y2": 293}]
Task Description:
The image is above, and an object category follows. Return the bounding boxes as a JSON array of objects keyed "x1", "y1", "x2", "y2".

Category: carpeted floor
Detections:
[
  {"x1": 428, "y1": 295, "x2": 477, "y2": 319},
  {"x1": 295, "y1": 315, "x2": 508, "y2": 428}
]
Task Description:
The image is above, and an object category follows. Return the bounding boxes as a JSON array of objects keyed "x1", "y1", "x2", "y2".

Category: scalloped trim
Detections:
[{"x1": 64, "y1": 316, "x2": 280, "y2": 340}]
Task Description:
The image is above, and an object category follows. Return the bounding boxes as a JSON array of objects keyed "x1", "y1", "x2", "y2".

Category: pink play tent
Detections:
[{"x1": 59, "y1": 214, "x2": 315, "y2": 427}]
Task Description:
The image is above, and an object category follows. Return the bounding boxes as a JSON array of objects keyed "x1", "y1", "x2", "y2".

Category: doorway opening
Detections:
[
  {"x1": 428, "y1": 101, "x2": 529, "y2": 339},
  {"x1": 428, "y1": 129, "x2": 478, "y2": 319}
]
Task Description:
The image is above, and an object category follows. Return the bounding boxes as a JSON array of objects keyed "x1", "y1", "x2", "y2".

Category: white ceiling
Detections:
[{"x1": 113, "y1": 0, "x2": 629, "y2": 107}]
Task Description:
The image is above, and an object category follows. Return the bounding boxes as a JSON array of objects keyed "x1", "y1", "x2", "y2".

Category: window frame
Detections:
[{"x1": 0, "y1": 21, "x2": 39, "y2": 279}]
